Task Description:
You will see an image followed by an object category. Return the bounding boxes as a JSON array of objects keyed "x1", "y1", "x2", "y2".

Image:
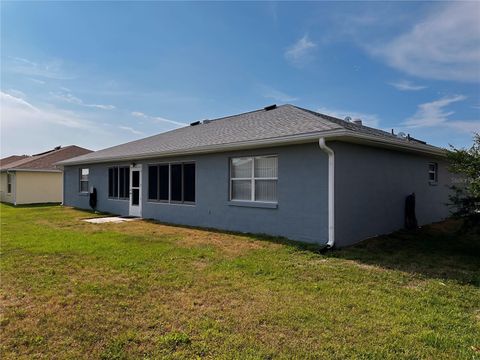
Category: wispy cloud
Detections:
[
  {"x1": 131, "y1": 111, "x2": 185, "y2": 127},
  {"x1": 317, "y1": 106, "x2": 380, "y2": 128},
  {"x1": 258, "y1": 84, "x2": 298, "y2": 102},
  {"x1": 370, "y1": 2, "x2": 480, "y2": 82},
  {"x1": 403, "y1": 95, "x2": 480, "y2": 134},
  {"x1": 389, "y1": 80, "x2": 426, "y2": 91},
  {"x1": 285, "y1": 34, "x2": 317, "y2": 67},
  {"x1": 119, "y1": 126, "x2": 143, "y2": 135},
  {"x1": 7, "y1": 56, "x2": 76, "y2": 80},
  {"x1": 51, "y1": 90, "x2": 115, "y2": 110}
]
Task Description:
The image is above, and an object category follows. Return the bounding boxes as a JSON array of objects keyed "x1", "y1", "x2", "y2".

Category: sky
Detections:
[{"x1": 1, "y1": 1, "x2": 479, "y2": 157}]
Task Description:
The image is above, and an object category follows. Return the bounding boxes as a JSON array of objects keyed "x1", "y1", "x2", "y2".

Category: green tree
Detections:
[{"x1": 447, "y1": 133, "x2": 480, "y2": 230}]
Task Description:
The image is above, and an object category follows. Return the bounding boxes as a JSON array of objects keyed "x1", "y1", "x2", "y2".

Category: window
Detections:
[
  {"x1": 148, "y1": 163, "x2": 195, "y2": 204},
  {"x1": 7, "y1": 173, "x2": 12, "y2": 194},
  {"x1": 108, "y1": 166, "x2": 129, "y2": 199},
  {"x1": 79, "y1": 168, "x2": 89, "y2": 193},
  {"x1": 230, "y1": 155, "x2": 278, "y2": 203},
  {"x1": 428, "y1": 162, "x2": 438, "y2": 183}
]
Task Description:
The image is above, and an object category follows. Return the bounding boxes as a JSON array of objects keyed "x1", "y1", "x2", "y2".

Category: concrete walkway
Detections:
[{"x1": 83, "y1": 216, "x2": 140, "y2": 224}]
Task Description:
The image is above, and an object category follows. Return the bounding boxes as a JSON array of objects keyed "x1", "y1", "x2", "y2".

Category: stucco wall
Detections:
[
  {"x1": 331, "y1": 141, "x2": 452, "y2": 247},
  {"x1": 63, "y1": 143, "x2": 330, "y2": 244},
  {"x1": 15, "y1": 171, "x2": 63, "y2": 204},
  {"x1": 0, "y1": 172, "x2": 15, "y2": 204}
]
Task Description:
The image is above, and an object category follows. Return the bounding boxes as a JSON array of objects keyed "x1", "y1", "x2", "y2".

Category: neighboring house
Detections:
[
  {"x1": 58, "y1": 105, "x2": 451, "y2": 247},
  {"x1": 1, "y1": 146, "x2": 92, "y2": 205}
]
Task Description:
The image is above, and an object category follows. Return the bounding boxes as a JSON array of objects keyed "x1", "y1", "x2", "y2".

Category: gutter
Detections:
[
  {"x1": 319, "y1": 138, "x2": 335, "y2": 248},
  {"x1": 57, "y1": 129, "x2": 446, "y2": 167}
]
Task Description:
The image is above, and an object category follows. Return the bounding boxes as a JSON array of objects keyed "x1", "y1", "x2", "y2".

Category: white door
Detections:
[{"x1": 129, "y1": 164, "x2": 142, "y2": 217}]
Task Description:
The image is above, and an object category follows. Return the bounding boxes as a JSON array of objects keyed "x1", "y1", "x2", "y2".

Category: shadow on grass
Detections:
[
  {"x1": 131, "y1": 217, "x2": 480, "y2": 286},
  {"x1": 328, "y1": 220, "x2": 480, "y2": 287}
]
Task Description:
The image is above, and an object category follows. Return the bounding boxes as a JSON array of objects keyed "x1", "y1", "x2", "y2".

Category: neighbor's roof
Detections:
[
  {"x1": 0, "y1": 155, "x2": 29, "y2": 167},
  {"x1": 58, "y1": 104, "x2": 445, "y2": 166},
  {"x1": 1, "y1": 146, "x2": 92, "y2": 172}
]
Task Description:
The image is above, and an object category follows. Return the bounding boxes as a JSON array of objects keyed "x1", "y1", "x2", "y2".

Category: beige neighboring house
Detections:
[{"x1": 0, "y1": 146, "x2": 92, "y2": 205}]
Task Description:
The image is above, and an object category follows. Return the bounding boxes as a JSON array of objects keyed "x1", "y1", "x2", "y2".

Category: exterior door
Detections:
[{"x1": 129, "y1": 164, "x2": 142, "y2": 217}]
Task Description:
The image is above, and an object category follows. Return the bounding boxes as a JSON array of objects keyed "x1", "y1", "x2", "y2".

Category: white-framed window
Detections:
[
  {"x1": 428, "y1": 162, "x2": 438, "y2": 183},
  {"x1": 230, "y1": 155, "x2": 278, "y2": 203},
  {"x1": 79, "y1": 168, "x2": 89, "y2": 193},
  {"x1": 7, "y1": 173, "x2": 12, "y2": 194}
]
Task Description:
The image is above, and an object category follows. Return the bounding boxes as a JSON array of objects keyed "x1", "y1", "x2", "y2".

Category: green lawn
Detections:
[{"x1": 0, "y1": 204, "x2": 479, "y2": 359}]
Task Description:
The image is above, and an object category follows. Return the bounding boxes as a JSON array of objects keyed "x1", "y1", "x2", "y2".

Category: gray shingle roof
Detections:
[{"x1": 59, "y1": 104, "x2": 443, "y2": 165}]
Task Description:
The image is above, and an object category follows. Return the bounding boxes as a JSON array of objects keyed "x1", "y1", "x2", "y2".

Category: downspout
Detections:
[{"x1": 319, "y1": 138, "x2": 335, "y2": 248}]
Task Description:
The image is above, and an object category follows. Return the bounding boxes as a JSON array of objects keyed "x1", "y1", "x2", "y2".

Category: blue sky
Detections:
[{"x1": 1, "y1": 1, "x2": 479, "y2": 156}]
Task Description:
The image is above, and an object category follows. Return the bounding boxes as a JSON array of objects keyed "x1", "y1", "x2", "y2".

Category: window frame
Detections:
[
  {"x1": 79, "y1": 168, "x2": 89, "y2": 193},
  {"x1": 107, "y1": 165, "x2": 130, "y2": 200},
  {"x1": 7, "y1": 173, "x2": 12, "y2": 194},
  {"x1": 147, "y1": 161, "x2": 196, "y2": 205},
  {"x1": 428, "y1": 162, "x2": 438, "y2": 184},
  {"x1": 229, "y1": 155, "x2": 278, "y2": 203}
]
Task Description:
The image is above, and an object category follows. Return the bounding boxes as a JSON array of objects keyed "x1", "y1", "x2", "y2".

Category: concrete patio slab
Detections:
[{"x1": 83, "y1": 216, "x2": 140, "y2": 224}]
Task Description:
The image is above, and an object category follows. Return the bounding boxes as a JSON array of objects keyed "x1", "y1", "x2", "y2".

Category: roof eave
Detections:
[{"x1": 58, "y1": 129, "x2": 445, "y2": 166}]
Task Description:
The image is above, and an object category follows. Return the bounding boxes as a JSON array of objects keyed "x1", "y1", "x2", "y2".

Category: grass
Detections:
[{"x1": 0, "y1": 203, "x2": 479, "y2": 359}]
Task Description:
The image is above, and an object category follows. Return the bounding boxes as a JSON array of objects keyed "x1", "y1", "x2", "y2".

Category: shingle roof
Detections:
[
  {"x1": 1, "y1": 146, "x2": 92, "y2": 171},
  {"x1": 59, "y1": 104, "x2": 443, "y2": 165},
  {"x1": 0, "y1": 155, "x2": 29, "y2": 167}
]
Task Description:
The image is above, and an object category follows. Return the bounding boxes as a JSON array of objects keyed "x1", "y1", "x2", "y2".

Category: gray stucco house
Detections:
[{"x1": 58, "y1": 104, "x2": 451, "y2": 247}]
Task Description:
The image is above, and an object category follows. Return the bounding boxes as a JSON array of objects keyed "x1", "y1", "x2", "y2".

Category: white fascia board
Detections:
[{"x1": 58, "y1": 129, "x2": 446, "y2": 166}]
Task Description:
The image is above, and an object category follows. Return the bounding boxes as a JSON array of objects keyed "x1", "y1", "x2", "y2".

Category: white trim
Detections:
[
  {"x1": 1, "y1": 169, "x2": 62, "y2": 173},
  {"x1": 319, "y1": 138, "x2": 335, "y2": 248},
  {"x1": 129, "y1": 164, "x2": 142, "y2": 217},
  {"x1": 57, "y1": 129, "x2": 446, "y2": 166}
]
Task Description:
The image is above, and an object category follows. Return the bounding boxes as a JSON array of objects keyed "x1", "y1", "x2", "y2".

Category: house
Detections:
[
  {"x1": 58, "y1": 105, "x2": 451, "y2": 247},
  {"x1": 1, "y1": 146, "x2": 92, "y2": 205}
]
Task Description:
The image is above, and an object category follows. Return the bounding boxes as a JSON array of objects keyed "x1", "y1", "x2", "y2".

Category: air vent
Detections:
[
  {"x1": 190, "y1": 121, "x2": 201, "y2": 126},
  {"x1": 203, "y1": 119, "x2": 211, "y2": 124},
  {"x1": 264, "y1": 104, "x2": 277, "y2": 111}
]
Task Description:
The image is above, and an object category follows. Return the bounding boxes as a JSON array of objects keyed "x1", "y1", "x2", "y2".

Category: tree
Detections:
[{"x1": 447, "y1": 133, "x2": 480, "y2": 230}]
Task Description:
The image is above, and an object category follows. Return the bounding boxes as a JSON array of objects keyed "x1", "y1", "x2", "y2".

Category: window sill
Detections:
[
  {"x1": 147, "y1": 200, "x2": 196, "y2": 207},
  {"x1": 107, "y1": 197, "x2": 129, "y2": 201},
  {"x1": 228, "y1": 201, "x2": 278, "y2": 209},
  {"x1": 429, "y1": 181, "x2": 438, "y2": 186},
  {"x1": 79, "y1": 192, "x2": 89, "y2": 196}
]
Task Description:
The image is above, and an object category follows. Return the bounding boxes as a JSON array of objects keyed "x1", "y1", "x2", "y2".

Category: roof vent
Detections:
[
  {"x1": 190, "y1": 121, "x2": 201, "y2": 126},
  {"x1": 344, "y1": 116, "x2": 352, "y2": 122},
  {"x1": 203, "y1": 119, "x2": 211, "y2": 124},
  {"x1": 54, "y1": 146, "x2": 61, "y2": 150},
  {"x1": 353, "y1": 119, "x2": 362, "y2": 126},
  {"x1": 264, "y1": 104, "x2": 277, "y2": 111}
]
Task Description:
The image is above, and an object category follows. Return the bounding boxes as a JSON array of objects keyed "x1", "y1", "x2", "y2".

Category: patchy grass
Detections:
[{"x1": 0, "y1": 204, "x2": 479, "y2": 359}]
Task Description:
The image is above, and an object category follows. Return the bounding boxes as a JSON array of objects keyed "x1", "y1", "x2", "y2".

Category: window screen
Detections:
[
  {"x1": 108, "y1": 166, "x2": 129, "y2": 199},
  {"x1": 148, "y1": 163, "x2": 195, "y2": 203}
]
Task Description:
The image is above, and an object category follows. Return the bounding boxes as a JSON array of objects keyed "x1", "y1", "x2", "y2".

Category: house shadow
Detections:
[{"x1": 326, "y1": 220, "x2": 480, "y2": 287}]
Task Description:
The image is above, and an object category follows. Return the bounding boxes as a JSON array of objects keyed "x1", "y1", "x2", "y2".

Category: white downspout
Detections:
[{"x1": 319, "y1": 138, "x2": 335, "y2": 248}]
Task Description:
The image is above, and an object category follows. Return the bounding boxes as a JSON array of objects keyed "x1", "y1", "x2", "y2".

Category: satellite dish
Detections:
[
  {"x1": 398, "y1": 132, "x2": 407, "y2": 138},
  {"x1": 344, "y1": 116, "x2": 352, "y2": 122}
]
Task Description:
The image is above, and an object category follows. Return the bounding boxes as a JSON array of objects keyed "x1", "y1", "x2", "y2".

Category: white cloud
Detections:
[
  {"x1": 51, "y1": 90, "x2": 115, "y2": 110},
  {"x1": 7, "y1": 56, "x2": 76, "y2": 80},
  {"x1": 119, "y1": 126, "x2": 143, "y2": 135},
  {"x1": 389, "y1": 80, "x2": 426, "y2": 91},
  {"x1": 131, "y1": 111, "x2": 185, "y2": 127},
  {"x1": 6, "y1": 89, "x2": 26, "y2": 99},
  {"x1": 285, "y1": 34, "x2": 317, "y2": 67},
  {"x1": 317, "y1": 106, "x2": 380, "y2": 128},
  {"x1": 258, "y1": 85, "x2": 298, "y2": 102},
  {"x1": 371, "y1": 2, "x2": 480, "y2": 82},
  {"x1": 403, "y1": 95, "x2": 480, "y2": 134}
]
